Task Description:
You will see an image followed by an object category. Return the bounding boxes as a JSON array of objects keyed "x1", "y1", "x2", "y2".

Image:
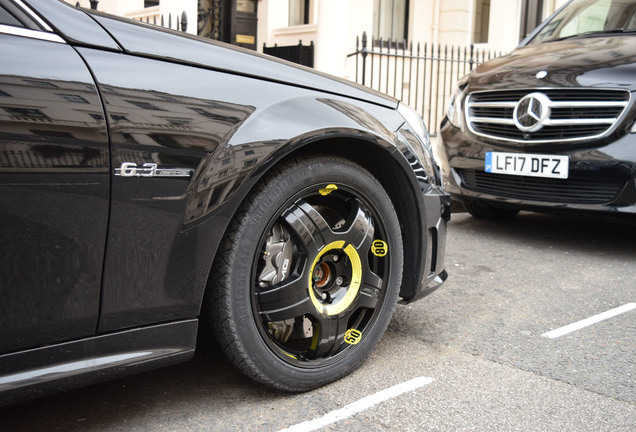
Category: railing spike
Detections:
[{"x1": 181, "y1": 11, "x2": 188, "y2": 32}]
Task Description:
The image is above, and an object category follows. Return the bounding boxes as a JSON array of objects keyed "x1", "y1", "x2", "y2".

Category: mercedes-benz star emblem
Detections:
[{"x1": 513, "y1": 92, "x2": 551, "y2": 132}]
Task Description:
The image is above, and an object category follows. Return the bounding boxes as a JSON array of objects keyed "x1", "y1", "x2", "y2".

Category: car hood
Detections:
[
  {"x1": 88, "y1": 13, "x2": 397, "y2": 109},
  {"x1": 24, "y1": 0, "x2": 396, "y2": 109},
  {"x1": 467, "y1": 36, "x2": 636, "y2": 92}
]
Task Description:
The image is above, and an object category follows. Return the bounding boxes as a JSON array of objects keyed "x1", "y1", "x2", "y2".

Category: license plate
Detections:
[{"x1": 485, "y1": 152, "x2": 569, "y2": 179}]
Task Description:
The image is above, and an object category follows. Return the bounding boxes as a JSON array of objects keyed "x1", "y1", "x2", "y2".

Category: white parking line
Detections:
[
  {"x1": 542, "y1": 303, "x2": 636, "y2": 339},
  {"x1": 278, "y1": 376, "x2": 434, "y2": 432}
]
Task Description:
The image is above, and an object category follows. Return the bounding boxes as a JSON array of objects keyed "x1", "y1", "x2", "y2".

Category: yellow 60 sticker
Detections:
[
  {"x1": 344, "y1": 329, "x2": 362, "y2": 345},
  {"x1": 371, "y1": 240, "x2": 388, "y2": 257}
]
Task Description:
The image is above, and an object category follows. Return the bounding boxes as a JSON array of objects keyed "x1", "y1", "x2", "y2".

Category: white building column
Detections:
[{"x1": 313, "y1": 0, "x2": 350, "y2": 76}]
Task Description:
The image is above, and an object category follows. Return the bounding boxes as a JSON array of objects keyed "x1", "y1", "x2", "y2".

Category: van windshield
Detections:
[{"x1": 530, "y1": 0, "x2": 636, "y2": 43}]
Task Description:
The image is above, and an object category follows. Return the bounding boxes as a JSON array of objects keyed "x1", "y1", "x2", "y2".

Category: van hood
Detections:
[{"x1": 468, "y1": 36, "x2": 636, "y2": 92}]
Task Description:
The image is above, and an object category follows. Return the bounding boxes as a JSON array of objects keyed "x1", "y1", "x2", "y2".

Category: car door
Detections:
[{"x1": 0, "y1": 4, "x2": 109, "y2": 353}]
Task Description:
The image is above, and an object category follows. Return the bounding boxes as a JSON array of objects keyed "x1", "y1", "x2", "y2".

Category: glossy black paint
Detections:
[
  {"x1": 0, "y1": 320, "x2": 197, "y2": 404},
  {"x1": 0, "y1": 33, "x2": 109, "y2": 354},
  {"x1": 468, "y1": 37, "x2": 636, "y2": 92},
  {"x1": 0, "y1": 0, "x2": 448, "y2": 404},
  {"x1": 22, "y1": 0, "x2": 121, "y2": 50},
  {"x1": 438, "y1": 34, "x2": 636, "y2": 217},
  {"x1": 90, "y1": 11, "x2": 395, "y2": 108}
]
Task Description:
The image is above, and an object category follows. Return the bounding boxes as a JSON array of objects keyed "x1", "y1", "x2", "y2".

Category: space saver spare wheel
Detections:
[{"x1": 207, "y1": 155, "x2": 404, "y2": 391}]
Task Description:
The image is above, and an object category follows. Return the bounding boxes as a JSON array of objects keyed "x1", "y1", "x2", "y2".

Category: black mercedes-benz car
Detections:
[
  {"x1": 0, "y1": 0, "x2": 449, "y2": 404},
  {"x1": 437, "y1": 0, "x2": 636, "y2": 220}
]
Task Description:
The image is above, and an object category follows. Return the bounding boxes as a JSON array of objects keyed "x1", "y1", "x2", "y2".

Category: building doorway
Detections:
[{"x1": 198, "y1": 0, "x2": 257, "y2": 50}]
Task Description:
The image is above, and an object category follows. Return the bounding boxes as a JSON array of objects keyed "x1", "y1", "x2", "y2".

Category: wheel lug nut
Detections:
[
  {"x1": 335, "y1": 276, "x2": 344, "y2": 286},
  {"x1": 332, "y1": 255, "x2": 339, "y2": 262},
  {"x1": 321, "y1": 292, "x2": 328, "y2": 300}
]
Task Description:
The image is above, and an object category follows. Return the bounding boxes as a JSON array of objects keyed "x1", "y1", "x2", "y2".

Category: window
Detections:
[
  {"x1": 0, "y1": 5, "x2": 22, "y2": 27},
  {"x1": 24, "y1": 80, "x2": 57, "y2": 88},
  {"x1": 30, "y1": 130, "x2": 74, "y2": 139},
  {"x1": 144, "y1": 1, "x2": 159, "y2": 8},
  {"x1": 237, "y1": 0, "x2": 256, "y2": 13},
  {"x1": 243, "y1": 158, "x2": 257, "y2": 169},
  {"x1": 0, "y1": 3, "x2": 44, "y2": 30},
  {"x1": 190, "y1": 107, "x2": 226, "y2": 120},
  {"x1": 559, "y1": 0, "x2": 611, "y2": 37},
  {"x1": 3, "y1": 107, "x2": 49, "y2": 119},
  {"x1": 155, "y1": 94, "x2": 179, "y2": 102},
  {"x1": 58, "y1": 94, "x2": 89, "y2": 104},
  {"x1": 531, "y1": 0, "x2": 633, "y2": 43},
  {"x1": 126, "y1": 100, "x2": 164, "y2": 111},
  {"x1": 167, "y1": 118, "x2": 190, "y2": 126},
  {"x1": 520, "y1": 0, "x2": 544, "y2": 40},
  {"x1": 473, "y1": 0, "x2": 491, "y2": 43},
  {"x1": 289, "y1": 0, "x2": 310, "y2": 26},
  {"x1": 122, "y1": 132, "x2": 137, "y2": 144},
  {"x1": 224, "y1": 174, "x2": 247, "y2": 201},
  {"x1": 373, "y1": 0, "x2": 409, "y2": 41},
  {"x1": 207, "y1": 185, "x2": 225, "y2": 208},
  {"x1": 149, "y1": 133, "x2": 179, "y2": 146}
]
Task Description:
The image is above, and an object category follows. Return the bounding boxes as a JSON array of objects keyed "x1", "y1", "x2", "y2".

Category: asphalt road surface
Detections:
[{"x1": 1, "y1": 211, "x2": 635, "y2": 431}]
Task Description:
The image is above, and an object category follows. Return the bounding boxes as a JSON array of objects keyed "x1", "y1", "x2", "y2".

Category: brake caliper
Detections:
[{"x1": 258, "y1": 223, "x2": 295, "y2": 287}]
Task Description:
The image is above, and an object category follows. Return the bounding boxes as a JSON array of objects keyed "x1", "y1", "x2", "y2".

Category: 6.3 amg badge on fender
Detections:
[{"x1": 114, "y1": 162, "x2": 193, "y2": 178}]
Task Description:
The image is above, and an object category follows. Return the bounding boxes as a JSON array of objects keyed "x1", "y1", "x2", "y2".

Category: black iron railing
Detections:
[
  {"x1": 264, "y1": 40, "x2": 315, "y2": 68},
  {"x1": 349, "y1": 32, "x2": 502, "y2": 135},
  {"x1": 134, "y1": 11, "x2": 188, "y2": 32},
  {"x1": 76, "y1": 1, "x2": 189, "y2": 33}
]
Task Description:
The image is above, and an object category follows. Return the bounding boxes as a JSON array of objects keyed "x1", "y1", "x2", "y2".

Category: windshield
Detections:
[{"x1": 530, "y1": 0, "x2": 636, "y2": 43}]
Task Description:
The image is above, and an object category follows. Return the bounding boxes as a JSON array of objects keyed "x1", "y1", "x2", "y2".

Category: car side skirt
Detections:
[{"x1": 0, "y1": 319, "x2": 197, "y2": 406}]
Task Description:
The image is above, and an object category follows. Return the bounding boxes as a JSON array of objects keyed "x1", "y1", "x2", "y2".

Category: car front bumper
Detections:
[{"x1": 436, "y1": 120, "x2": 636, "y2": 217}]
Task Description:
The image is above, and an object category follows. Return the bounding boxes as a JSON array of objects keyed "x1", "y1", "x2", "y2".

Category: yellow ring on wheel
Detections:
[{"x1": 308, "y1": 241, "x2": 362, "y2": 316}]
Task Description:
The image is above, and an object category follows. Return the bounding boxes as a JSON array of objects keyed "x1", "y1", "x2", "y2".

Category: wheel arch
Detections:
[{"x1": 196, "y1": 96, "x2": 432, "y2": 308}]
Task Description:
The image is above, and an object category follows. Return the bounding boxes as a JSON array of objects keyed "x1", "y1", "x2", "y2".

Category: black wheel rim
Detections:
[{"x1": 251, "y1": 183, "x2": 392, "y2": 368}]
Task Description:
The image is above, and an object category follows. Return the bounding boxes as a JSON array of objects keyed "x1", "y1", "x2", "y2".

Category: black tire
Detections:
[
  {"x1": 463, "y1": 200, "x2": 519, "y2": 219},
  {"x1": 207, "y1": 156, "x2": 403, "y2": 392}
]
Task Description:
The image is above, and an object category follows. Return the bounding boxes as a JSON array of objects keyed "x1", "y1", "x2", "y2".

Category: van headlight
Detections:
[{"x1": 446, "y1": 86, "x2": 464, "y2": 129}]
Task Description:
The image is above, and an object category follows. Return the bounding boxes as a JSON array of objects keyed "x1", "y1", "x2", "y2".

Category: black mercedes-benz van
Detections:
[{"x1": 438, "y1": 0, "x2": 636, "y2": 220}]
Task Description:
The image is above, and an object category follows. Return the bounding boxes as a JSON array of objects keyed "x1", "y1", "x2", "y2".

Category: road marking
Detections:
[
  {"x1": 542, "y1": 303, "x2": 636, "y2": 339},
  {"x1": 279, "y1": 376, "x2": 434, "y2": 432}
]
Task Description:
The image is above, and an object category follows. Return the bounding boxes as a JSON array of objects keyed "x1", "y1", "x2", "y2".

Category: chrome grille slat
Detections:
[{"x1": 465, "y1": 89, "x2": 630, "y2": 143}]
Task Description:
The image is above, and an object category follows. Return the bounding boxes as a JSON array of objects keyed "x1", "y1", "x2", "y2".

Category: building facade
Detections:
[{"x1": 69, "y1": 1, "x2": 569, "y2": 79}]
